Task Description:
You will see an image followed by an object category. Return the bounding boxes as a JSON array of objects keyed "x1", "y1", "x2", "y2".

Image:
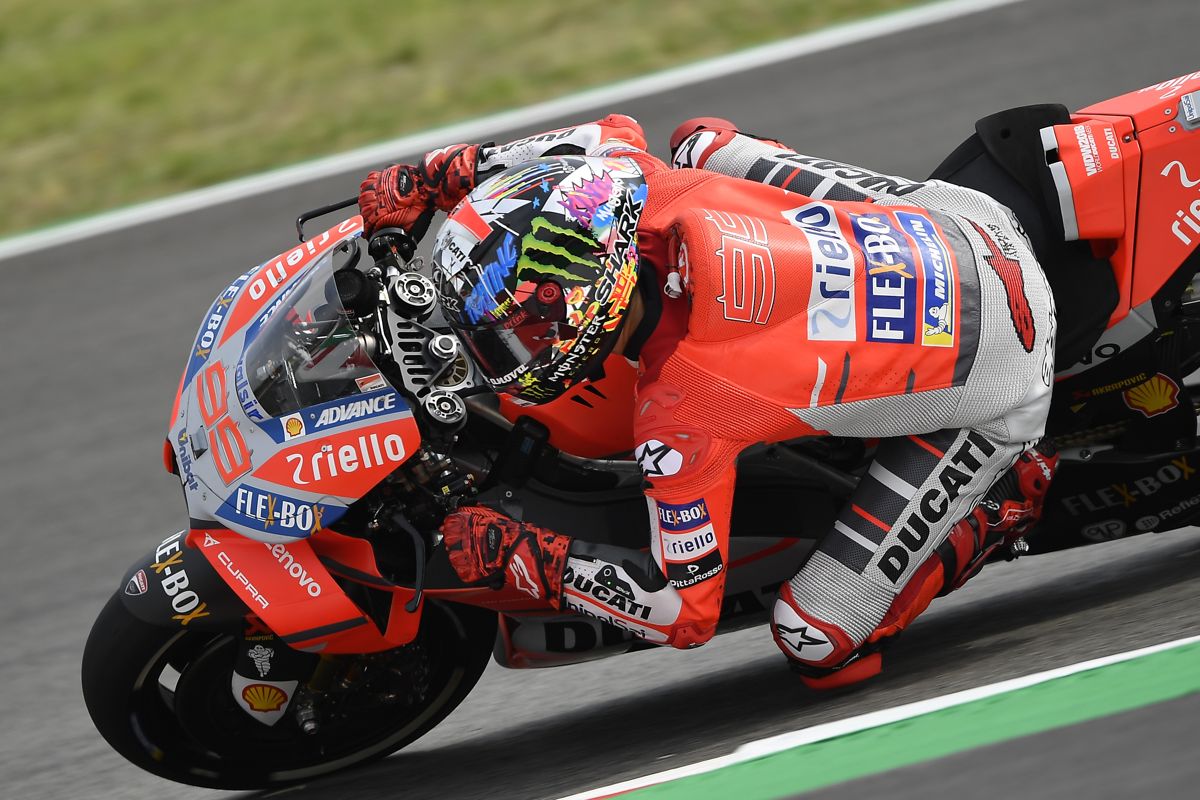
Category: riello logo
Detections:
[
  {"x1": 1161, "y1": 160, "x2": 1200, "y2": 246},
  {"x1": 252, "y1": 422, "x2": 416, "y2": 497}
]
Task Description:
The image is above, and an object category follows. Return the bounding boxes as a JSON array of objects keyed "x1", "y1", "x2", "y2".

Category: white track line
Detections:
[
  {"x1": 0, "y1": 0, "x2": 1030, "y2": 264},
  {"x1": 555, "y1": 633, "x2": 1200, "y2": 800}
]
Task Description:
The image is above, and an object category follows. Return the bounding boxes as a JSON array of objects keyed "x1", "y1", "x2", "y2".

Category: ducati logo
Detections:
[{"x1": 124, "y1": 569, "x2": 148, "y2": 596}]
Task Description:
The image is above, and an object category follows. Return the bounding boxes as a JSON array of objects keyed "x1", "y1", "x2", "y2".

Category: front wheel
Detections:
[{"x1": 81, "y1": 592, "x2": 495, "y2": 789}]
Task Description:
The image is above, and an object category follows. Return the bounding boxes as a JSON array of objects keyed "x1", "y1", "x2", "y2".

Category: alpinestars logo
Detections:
[
  {"x1": 635, "y1": 439, "x2": 683, "y2": 477},
  {"x1": 776, "y1": 625, "x2": 829, "y2": 655},
  {"x1": 970, "y1": 221, "x2": 1035, "y2": 352},
  {"x1": 772, "y1": 599, "x2": 835, "y2": 662},
  {"x1": 508, "y1": 554, "x2": 541, "y2": 600}
]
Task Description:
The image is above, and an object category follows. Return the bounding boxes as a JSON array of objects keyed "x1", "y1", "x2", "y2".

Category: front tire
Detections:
[{"x1": 81, "y1": 592, "x2": 495, "y2": 789}]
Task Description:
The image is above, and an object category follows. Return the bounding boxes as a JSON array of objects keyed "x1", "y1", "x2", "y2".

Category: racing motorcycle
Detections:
[{"x1": 83, "y1": 71, "x2": 1200, "y2": 789}]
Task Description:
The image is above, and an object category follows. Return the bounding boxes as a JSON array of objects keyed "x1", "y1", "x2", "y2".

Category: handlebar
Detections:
[
  {"x1": 296, "y1": 198, "x2": 419, "y2": 267},
  {"x1": 296, "y1": 197, "x2": 357, "y2": 242}
]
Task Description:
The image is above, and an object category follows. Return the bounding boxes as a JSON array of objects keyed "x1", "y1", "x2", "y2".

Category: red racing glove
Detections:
[
  {"x1": 357, "y1": 144, "x2": 481, "y2": 237},
  {"x1": 440, "y1": 506, "x2": 571, "y2": 608}
]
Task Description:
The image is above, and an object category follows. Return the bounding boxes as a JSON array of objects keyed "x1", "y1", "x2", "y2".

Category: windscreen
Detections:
[{"x1": 241, "y1": 258, "x2": 391, "y2": 418}]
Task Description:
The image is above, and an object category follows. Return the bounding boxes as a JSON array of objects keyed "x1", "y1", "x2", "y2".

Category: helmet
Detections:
[{"x1": 431, "y1": 156, "x2": 646, "y2": 404}]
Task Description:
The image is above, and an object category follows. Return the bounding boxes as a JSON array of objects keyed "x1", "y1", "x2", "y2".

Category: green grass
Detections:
[{"x1": 1, "y1": 0, "x2": 926, "y2": 237}]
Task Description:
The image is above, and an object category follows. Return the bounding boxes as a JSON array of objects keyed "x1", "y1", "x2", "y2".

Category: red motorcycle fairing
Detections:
[
  {"x1": 165, "y1": 217, "x2": 366, "y2": 434},
  {"x1": 181, "y1": 522, "x2": 558, "y2": 654},
  {"x1": 186, "y1": 526, "x2": 425, "y2": 653},
  {"x1": 1045, "y1": 70, "x2": 1200, "y2": 325},
  {"x1": 118, "y1": 527, "x2": 418, "y2": 653},
  {"x1": 164, "y1": 215, "x2": 427, "y2": 544},
  {"x1": 116, "y1": 522, "x2": 557, "y2": 656}
]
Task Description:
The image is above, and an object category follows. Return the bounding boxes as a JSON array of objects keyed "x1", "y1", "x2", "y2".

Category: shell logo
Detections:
[
  {"x1": 1123, "y1": 373, "x2": 1180, "y2": 418},
  {"x1": 242, "y1": 683, "x2": 288, "y2": 712},
  {"x1": 284, "y1": 416, "x2": 305, "y2": 438}
]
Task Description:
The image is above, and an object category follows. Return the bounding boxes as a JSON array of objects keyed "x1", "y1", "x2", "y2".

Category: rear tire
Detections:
[{"x1": 81, "y1": 592, "x2": 495, "y2": 789}]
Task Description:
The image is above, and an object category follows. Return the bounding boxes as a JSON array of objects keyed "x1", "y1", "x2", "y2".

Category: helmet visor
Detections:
[{"x1": 455, "y1": 319, "x2": 578, "y2": 390}]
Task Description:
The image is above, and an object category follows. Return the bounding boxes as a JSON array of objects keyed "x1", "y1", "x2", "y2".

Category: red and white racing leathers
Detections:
[{"x1": 466, "y1": 114, "x2": 1056, "y2": 682}]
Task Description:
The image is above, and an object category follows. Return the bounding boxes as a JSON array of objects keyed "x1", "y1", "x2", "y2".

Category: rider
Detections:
[{"x1": 357, "y1": 114, "x2": 1060, "y2": 687}]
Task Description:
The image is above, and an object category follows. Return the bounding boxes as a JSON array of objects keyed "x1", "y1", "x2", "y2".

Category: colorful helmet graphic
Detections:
[{"x1": 431, "y1": 156, "x2": 646, "y2": 404}]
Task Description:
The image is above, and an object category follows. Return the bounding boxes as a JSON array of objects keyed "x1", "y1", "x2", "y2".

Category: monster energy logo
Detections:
[{"x1": 517, "y1": 217, "x2": 603, "y2": 282}]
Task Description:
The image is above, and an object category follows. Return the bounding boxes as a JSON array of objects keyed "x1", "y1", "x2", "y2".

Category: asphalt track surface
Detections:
[{"x1": 2, "y1": 1, "x2": 1197, "y2": 798}]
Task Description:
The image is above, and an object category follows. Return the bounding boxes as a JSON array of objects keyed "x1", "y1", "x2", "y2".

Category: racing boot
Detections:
[
  {"x1": 771, "y1": 589, "x2": 884, "y2": 690},
  {"x1": 669, "y1": 117, "x2": 788, "y2": 168},
  {"x1": 773, "y1": 440, "x2": 1058, "y2": 690},
  {"x1": 939, "y1": 438, "x2": 1060, "y2": 592},
  {"x1": 862, "y1": 442, "x2": 1058, "y2": 655}
]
